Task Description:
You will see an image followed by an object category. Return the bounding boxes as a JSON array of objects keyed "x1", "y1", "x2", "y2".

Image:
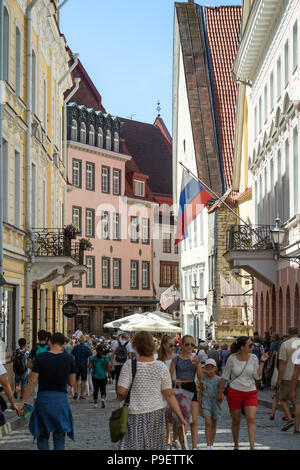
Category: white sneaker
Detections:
[
  {"x1": 210, "y1": 445, "x2": 214, "y2": 450},
  {"x1": 206, "y1": 446, "x2": 212, "y2": 450}
]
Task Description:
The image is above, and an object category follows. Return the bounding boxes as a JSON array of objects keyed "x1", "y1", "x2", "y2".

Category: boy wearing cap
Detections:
[{"x1": 199, "y1": 359, "x2": 222, "y2": 450}]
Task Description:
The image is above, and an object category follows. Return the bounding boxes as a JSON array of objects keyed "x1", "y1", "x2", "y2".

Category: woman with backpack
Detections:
[
  {"x1": 89, "y1": 345, "x2": 111, "y2": 408},
  {"x1": 12, "y1": 338, "x2": 29, "y2": 400},
  {"x1": 110, "y1": 333, "x2": 130, "y2": 392}
]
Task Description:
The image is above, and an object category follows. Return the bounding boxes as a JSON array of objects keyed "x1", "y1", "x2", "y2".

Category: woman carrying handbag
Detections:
[{"x1": 217, "y1": 336, "x2": 269, "y2": 450}]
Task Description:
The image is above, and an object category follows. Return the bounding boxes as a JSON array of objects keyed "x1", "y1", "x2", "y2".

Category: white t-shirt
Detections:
[
  {"x1": 0, "y1": 360, "x2": 7, "y2": 376},
  {"x1": 118, "y1": 360, "x2": 172, "y2": 414},
  {"x1": 111, "y1": 339, "x2": 131, "y2": 366},
  {"x1": 222, "y1": 353, "x2": 260, "y2": 392},
  {"x1": 293, "y1": 348, "x2": 300, "y2": 366}
]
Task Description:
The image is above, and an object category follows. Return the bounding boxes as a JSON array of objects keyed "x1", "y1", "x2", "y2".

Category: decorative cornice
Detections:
[{"x1": 67, "y1": 140, "x2": 131, "y2": 162}]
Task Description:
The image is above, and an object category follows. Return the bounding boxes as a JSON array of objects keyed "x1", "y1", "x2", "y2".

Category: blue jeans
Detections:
[{"x1": 37, "y1": 432, "x2": 66, "y2": 450}]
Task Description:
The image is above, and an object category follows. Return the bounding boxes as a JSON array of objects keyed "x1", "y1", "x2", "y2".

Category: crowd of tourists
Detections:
[{"x1": 1, "y1": 326, "x2": 300, "y2": 450}]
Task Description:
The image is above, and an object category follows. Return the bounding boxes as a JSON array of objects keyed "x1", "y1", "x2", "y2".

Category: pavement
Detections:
[{"x1": 0, "y1": 385, "x2": 300, "y2": 450}]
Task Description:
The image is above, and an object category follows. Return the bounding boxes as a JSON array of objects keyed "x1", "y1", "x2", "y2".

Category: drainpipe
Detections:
[
  {"x1": 25, "y1": 0, "x2": 41, "y2": 344},
  {"x1": 0, "y1": 0, "x2": 4, "y2": 341}
]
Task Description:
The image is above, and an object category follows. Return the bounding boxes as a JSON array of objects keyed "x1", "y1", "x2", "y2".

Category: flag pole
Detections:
[{"x1": 179, "y1": 162, "x2": 251, "y2": 228}]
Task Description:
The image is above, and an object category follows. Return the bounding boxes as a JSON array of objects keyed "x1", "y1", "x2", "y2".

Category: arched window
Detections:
[
  {"x1": 105, "y1": 129, "x2": 111, "y2": 150},
  {"x1": 80, "y1": 122, "x2": 86, "y2": 144},
  {"x1": 3, "y1": 6, "x2": 9, "y2": 82},
  {"x1": 32, "y1": 49, "x2": 37, "y2": 114},
  {"x1": 97, "y1": 127, "x2": 103, "y2": 148},
  {"x1": 15, "y1": 26, "x2": 21, "y2": 96},
  {"x1": 89, "y1": 125, "x2": 95, "y2": 146},
  {"x1": 71, "y1": 120, "x2": 77, "y2": 141},
  {"x1": 286, "y1": 287, "x2": 291, "y2": 332},
  {"x1": 114, "y1": 132, "x2": 119, "y2": 152}
]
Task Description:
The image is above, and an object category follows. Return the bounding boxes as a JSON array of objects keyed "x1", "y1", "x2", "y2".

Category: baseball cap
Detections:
[{"x1": 205, "y1": 358, "x2": 217, "y2": 367}]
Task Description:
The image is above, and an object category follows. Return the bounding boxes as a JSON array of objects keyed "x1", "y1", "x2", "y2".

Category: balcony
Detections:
[
  {"x1": 224, "y1": 225, "x2": 277, "y2": 286},
  {"x1": 27, "y1": 228, "x2": 87, "y2": 284}
]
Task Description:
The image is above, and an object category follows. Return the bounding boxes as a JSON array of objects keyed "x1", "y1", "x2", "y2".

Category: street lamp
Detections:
[
  {"x1": 191, "y1": 281, "x2": 207, "y2": 310},
  {"x1": 270, "y1": 218, "x2": 300, "y2": 266}
]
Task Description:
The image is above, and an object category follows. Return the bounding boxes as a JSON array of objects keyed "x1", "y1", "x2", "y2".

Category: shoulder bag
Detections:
[
  {"x1": 223, "y1": 356, "x2": 250, "y2": 397},
  {"x1": 109, "y1": 359, "x2": 137, "y2": 443}
]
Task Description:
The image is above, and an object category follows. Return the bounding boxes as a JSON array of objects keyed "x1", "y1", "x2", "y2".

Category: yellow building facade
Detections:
[{"x1": 0, "y1": 0, "x2": 80, "y2": 377}]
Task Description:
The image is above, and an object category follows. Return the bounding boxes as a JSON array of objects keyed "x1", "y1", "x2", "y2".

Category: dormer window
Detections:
[
  {"x1": 89, "y1": 125, "x2": 95, "y2": 146},
  {"x1": 134, "y1": 180, "x2": 145, "y2": 197},
  {"x1": 97, "y1": 127, "x2": 103, "y2": 148},
  {"x1": 106, "y1": 129, "x2": 111, "y2": 150},
  {"x1": 80, "y1": 122, "x2": 86, "y2": 144},
  {"x1": 114, "y1": 132, "x2": 119, "y2": 152},
  {"x1": 71, "y1": 120, "x2": 77, "y2": 141}
]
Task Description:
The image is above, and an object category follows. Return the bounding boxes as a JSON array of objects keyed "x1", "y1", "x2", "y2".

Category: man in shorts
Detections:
[
  {"x1": 71, "y1": 335, "x2": 92, "y2": 399},
  {"x1": 289, "y1": 347, "x2": 300, "y2": 433},
  {"x1": 276, "y1": 326, "x2": 300, "y2": 431}
]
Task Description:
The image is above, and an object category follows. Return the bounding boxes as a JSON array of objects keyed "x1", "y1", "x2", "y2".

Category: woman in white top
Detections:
[
  {"x1": 157, "y1": 335, "x2": 177, "y2": 449},
  {"x1": 217, "y1": 336, "x2": 269, "y2": 450},
  {"x1": 117, "y1": 331, "x2": 188, "y2": 450}
]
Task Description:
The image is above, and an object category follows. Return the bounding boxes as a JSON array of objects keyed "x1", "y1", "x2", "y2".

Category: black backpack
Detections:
[
  {"x1": 13, "y1": 349, "x2": 27, "y2": 375},
  {"x1": 115, "y1": 340, "x2": 129, "y2": 364}
]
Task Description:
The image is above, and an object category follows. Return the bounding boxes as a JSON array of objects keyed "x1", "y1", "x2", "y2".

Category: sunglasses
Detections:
[{"x1": 183, "y1": 343, "x2": 195, "y2": 347}]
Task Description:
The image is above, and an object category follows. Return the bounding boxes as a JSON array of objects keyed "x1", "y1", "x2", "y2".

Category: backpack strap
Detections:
[{"x1": 124, "y1": 360, "x2": 137, "y2": 406}]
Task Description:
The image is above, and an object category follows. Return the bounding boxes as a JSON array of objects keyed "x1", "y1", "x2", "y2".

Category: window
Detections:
[
  {"x1": 163, "y1": 233, "x2": 171, "y2": 253},
  {"x1": 294, "y1": 128, "x2": 299, "y2": 215},
  {"x1": 113, "y1": 259, "x2": 121, "y2": 289},
  {"x1": 101, "y1": 211, "x2": 110, "y2": 239},
  {"x1": 2, "y1": 139, "x2": 9, "y2": 222},
  {"x1": 72, "y1": 159, "x2": 82, "y2": 187},
  {"x1": 97, "y1": 127, "x2": 103, "y2": 148},
  {"x1": 134, "y1": 180, "x2": 145, "y2": 197},
  {"x1": 193, "y1": 218, "x2": 198, "y2": 247},
  {"x1": 3, "y1": 7, "x2": 9, "y2": 82},
  {"x1": 113, "y1": 169, "x2": 121, "y2": 195},
  {"x1": 42, "y1": 180, "x2": 46, "y2": 228},
  {"x1": 32, "y1": 50, "x2": 37, "y2": 114},
  {"x1": 277, "y1": 56, "x2": 281, "y2": 100},
  {"x1": 258, "y1": 96, "x2": 262, "y2": 132},
  {"x1": 174, "y1": 243, "x2": 179, "y2": 254},
  {"x1": 31, "y1": 163, "x2": 36, "y2": 228},
  {"x1": 43, "y1": 79, "x2": 47, "y2": 131},
  {"x1": 113, "y1": 213, "x2": 121, "y2": 240},
  {"x1": 270, "y1": 71, "x2": 274, "y2": 111},
  {"x1": 86, "y1": 162, "x2": 95, "y2": 190},
  {"x1": 101, "y1": 166, "x2": 110, "y2": 193},
  {"x1": 130, "y1": 261, "x2": 139, "y2": 289},
  {"x1": 80, "y1": 122, "x2": 86, "y2": 144},
  {"x1": 72, "y1": 206, "x2": 81, "y2": 230},
  {"x1": 130, "y1": 216, "x2": 139, "y2": 242},
  {"x1": 114, "y1": 132, "x2": 119, "y2": 152},
  {"x1": 270, "y1": 159, "x2": 275, "y2": 223},
  {"x1": 277, "y1": 150, "x2": 282, "y2": 221},
  {"x1": 89, "y1": 125, "x2": 95, "y2": 146},
  {"x1": 102, "y1": 257, "x2": 110, "y2": 288},
  {"x1": 160, "y1": 263, "x2": 179, "y2": 287},
  {"x1": 71, "y1": 120, "x2": 77, "y2": 141},
  {"x1": 105, "y1": 129, "x2": 111, "y2": 150},
  {"x1": 284, "y1": 140, "x2": 290, "y2": 222},
  {"x1": 86, "y1": 256, "x2": 95, "y2": 288},
  {"x1": 293, "y1": 21, "x2": 298, "y2": 71},
  {"x1": 264, "y1": 84, "x2": 268, "y2": 123},
  {"x1": 142, "y1": 262, "x2": 150, "y2": 289},
  {"x1": 14, "y1": 151, "x2": 21, "y2": 227},
  {"x1": 86, "y1": 209, "x2": 95, "y2": 237},
  {"x1": 15, "y1": 26, "x2": 21, "y2": 97},
  {"x1": 254, "y1": 106, "x2": 257, "y2": 140},
  {"x1": 284, "y1": 40, "x2": 289, "y2": 86},
  {"x1": 142, "y1": 218, "x2": 150, "y2": 244}
]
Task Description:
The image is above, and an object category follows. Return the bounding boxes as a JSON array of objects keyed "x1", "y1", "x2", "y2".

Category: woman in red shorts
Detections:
[{"x1": 217, "y1": 336, "x2": 269, "y2": 450}]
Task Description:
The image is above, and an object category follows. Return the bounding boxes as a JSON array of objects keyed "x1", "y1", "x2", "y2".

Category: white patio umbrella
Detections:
[
  {"x1": 119, "y1": 315, "x2": 182, "y2": 333},
  {"x1": 103, "y1": 313, "x2": 148, "y2": 329}
]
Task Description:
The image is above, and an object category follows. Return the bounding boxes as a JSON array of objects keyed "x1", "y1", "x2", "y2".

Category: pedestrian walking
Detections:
[
  {"x1": 110, "y1": 332, "x2": 130, "y2": 390},
  {"x1": 71, "y1": 335, "x2": 92, "y2": 400},
  {"x1": 169, "y1": 335, "x2": 202, "y2": 450},
  {"x1": 11, "y1": 338, "x2": 29, "y2": 400},
  {"x1": 289, "y1": 346, "x2": 300, "y2": 433},
  {"x1": 117, "y1": 331, "x2": 188, "y2": 450},
  {"x1": 219, "y1": 343, "x2": 230, "y2": 373},
  {"x1": 64, "y1": 338, "x2": 73, "y2": 355},
  {"x1": 217, "y1": 336, "x2": 269, "y2": 450},
  {"x1": 18, "y1": 333, "x2": 76, "y2": 450},
  {"x1": 199, "y1": 359, "x2": 221, "y2": 450},
  {"x1": 276, "y1": 327, "x2": 300, "y2": 432},
  {"x1": 89, "y1": 345, "x2": 111, "y2": 408},
  {"x1": 197, "y1": 342, "x2": 209, "y2": 366},
  {"x1": 252, "y1": 333, "x2": 266, "y2": 390},
  {"x1": 0, "y1": 359, "x2": 18, "y2": 422},
  {"x1": 27, "y1": 330, "x2": 49, "y2": 402},
  {"x1": 207, "y1": 343, "x2": 220, "y2": 371}
]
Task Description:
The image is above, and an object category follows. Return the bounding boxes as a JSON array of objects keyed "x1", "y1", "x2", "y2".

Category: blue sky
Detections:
[{"x1": 60, "y1": 0, "x2": 242, "y2": 134}]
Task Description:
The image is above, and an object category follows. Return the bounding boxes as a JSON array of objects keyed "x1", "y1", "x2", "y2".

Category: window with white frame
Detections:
[
  {"x1": 3, "y1": 7, "x2": 9, "y2": 82},
  {"x1": 293, "y1": 128, "x2": 299, "y2": 215},
  {"x1": 86, "y1": 209, "x2": 95, "y2": 237},
  {"x1": 102, "y1": 257, "x2": 110, "y2": 288},
  {"x1": 101, "y1": 166, "x2": 110, "y2": 193},
  {"x1": 86, "y1": 256, "x2": 95, "y2": 287},
  {"x1": 32, "y1": 50, "x2": 37, "y2": 114},
  {"x1": 270, "y1": 159, "x2": 275, "y2": 223},
  {"x1": 15, "y1": 26, "x2": 21, "y2": 97},
  {"x1": 86, "y1": 162, "x2": 95, "y2": 191},
  {"x1": 72, "y1": 206, "x2": 81, "y2": 229},
  {"x1": 113, "y1": 169, "x2": 121, "y2": 195},
  {"x1": 254, "y1": 106, "x2": 257, "y2": 140},
  {"x1": 163, "y1": 232, "x2": 171, "y2": 253},
  {"x1": 284, "y1": 139, "x2": 290, "y2": 222},
  {"x1": 113, "y1": 213, "x2": 121, "y2": 240},
  {"x1": 114, "y1": 132, "x2": 119, "y2": 152},
  {"x1": 258, "y1": 96, "x2": 262, "y2": 132},
  {"x1": 270, "y1": 71, "x2": 274, "y2": 112},
  {"x1": 130, "y1": 261, "x2": 139, "y2": 289},
  {"x1": 14, "y1": 151, "x2": 21, "y2": 227},
  {"x1": 284, "y1": 40, "x2": 289, "y2": 87},
  {"x1": 142, "y1": 261, "x2": 150, "y2": 289},
  {"x1": 101, "y1": 211, "x2": 110, "y2": 239},
  {"x1": 277, "y1": 56, "x2": 281, "y2": 100},
  {"x1": 293, "y1": 21, "x2": 298, "y2": 71},
  {"x1": 72, "y1": 159, "x2": 82, "y2": 187},
  {"x1": 130, "y1": 216, "x2": 139, "y2": 242},
  {"x1": 113, "y1": 259, "x2": 121, "y2": 288},
  {"x1": 277, "y1": 150, "x2": 282, "y2": 221},
  {"x1": 106, "y1": 129, "x2": 111, "y2": 150},
  {"x1": 142, "y1": 218, "x2": 149, "y2": 244},
  {"x1": 133, "y1": 180, "x2": 145, "y2": 197},
  {"x1": 89, "y1": 125, "x2": 95, "y2": 146},
  {"x1": 193, "y1": 217, "x2": 197, "y2": 247},
  {"x1": 43, "y1": 79, "x2": 47, "y2": 131},
  {"x1": 2, "y1": 139, "x2": 9, "y2": 222},
  {"x1": 97, "y1": 127, "x2": 103, "y2": 148},
  {"x1": 80, "y1": 122, "x2": 86, "y2": 144},
  {"x1": 31, "y1": 163, "x2": 36, "y2": 228},
  {"x1": 71, "y1": 120, "x2": 77, "y2": 141},
  {"x1": 264, "y1": 84, "x2": 268, "y2": 123}
]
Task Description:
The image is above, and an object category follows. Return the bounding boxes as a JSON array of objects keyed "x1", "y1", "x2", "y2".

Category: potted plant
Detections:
[
  {"x1": 79, "y1": 238, "x2": 93, "y2": 250},
  {"x1": 64, "y1": 224, "x2": 81, "y2": 239}
]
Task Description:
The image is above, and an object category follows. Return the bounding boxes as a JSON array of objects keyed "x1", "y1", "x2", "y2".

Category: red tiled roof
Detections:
[{"x1": 205, "y1": 6, "x2": 241, "y2": 189}]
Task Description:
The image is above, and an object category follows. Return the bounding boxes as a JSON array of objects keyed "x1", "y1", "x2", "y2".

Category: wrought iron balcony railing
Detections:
[
  {"x1": 27, "y1": 228, "x2": 82, "y2": 263},
  {"x1": 226, "y1": 225, "x2": 275, "y2": 252}
]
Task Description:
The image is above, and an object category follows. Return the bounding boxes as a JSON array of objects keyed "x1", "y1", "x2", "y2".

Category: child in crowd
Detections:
[{"x1": 199, "y1": 359, "x2": 222, "y2": 450}]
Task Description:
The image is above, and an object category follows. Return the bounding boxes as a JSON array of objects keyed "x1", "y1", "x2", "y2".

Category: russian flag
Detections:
[{"x1": 175, "y1": 169, "x2": 213, "y2": 245}]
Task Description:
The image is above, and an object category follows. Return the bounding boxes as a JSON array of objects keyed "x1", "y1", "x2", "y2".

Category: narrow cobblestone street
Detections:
[{"x1": 0, "y1": 385, "x2": 299, "y2": 450}]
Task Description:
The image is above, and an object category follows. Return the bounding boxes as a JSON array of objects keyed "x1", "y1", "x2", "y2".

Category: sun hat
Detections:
[{"x1": 205, "y1": 358, "x2": 217, "y2": 367}]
